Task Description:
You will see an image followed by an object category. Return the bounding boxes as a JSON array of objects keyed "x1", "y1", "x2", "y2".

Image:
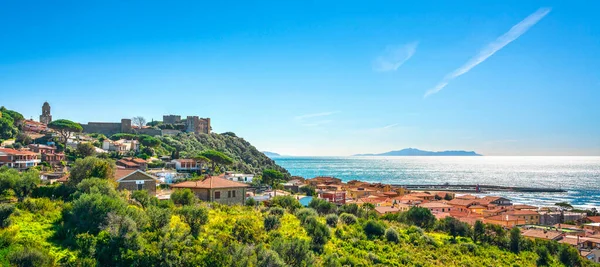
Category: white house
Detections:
[
  {"x1": 102, "y1": 139, "x2": 139, "y2": 153},
  {"x1": 224, "y1": 172, "x2": 254, "y2": 183},
  {"x1": 171, "y1": 159, "x2": 201, "y2": 171}
]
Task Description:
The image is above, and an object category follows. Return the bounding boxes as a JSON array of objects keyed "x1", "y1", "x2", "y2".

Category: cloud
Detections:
[
  {"x1": 302, "y1": 120, "x2": 333, "y2": 127},
  {"x1": 425, "y1": 7, "x2": 551, "y2": 97},
  {"x1": 294, "y1": 111, "x2": 340, "y2": 120},
  {"x1": 373, "y1": 41, "x2": 418, "y2": 72},
  {"x1": 381, "y1": 123, "x2": 399, "y2": 129}
]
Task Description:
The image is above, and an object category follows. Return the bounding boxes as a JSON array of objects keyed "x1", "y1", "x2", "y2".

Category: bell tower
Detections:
[{"x1": 40, "y1": 102, "x2": 52, "y2": 124}]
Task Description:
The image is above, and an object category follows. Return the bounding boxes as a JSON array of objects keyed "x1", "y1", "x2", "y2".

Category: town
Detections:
[{"x1": 0, "y1": 102, "x2": 599, "y2": 265}]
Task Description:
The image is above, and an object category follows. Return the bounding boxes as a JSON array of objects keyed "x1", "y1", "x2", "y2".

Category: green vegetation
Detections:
[
  {"x1": 0, "y1": 107, "x2": 22, "y2": 142},
  {"x1": 47, "y1": 119, "x2": 83, "y2": 148}
]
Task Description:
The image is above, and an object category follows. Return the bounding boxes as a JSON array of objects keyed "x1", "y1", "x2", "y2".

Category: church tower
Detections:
[{"x1": 40, "y1": 102, "x2": 52, "y2": 124}]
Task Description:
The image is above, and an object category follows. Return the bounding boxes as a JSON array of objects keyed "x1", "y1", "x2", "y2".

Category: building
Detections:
[
  {"x1": 480, "y1": 196, "x2": 512, "y2": 206},
  {"x1": 223, "y1": 172, "x2": 254, "y2": 183},
  {"x1": 447, "y1": 199, "x2": 479, "y2": 212},
  {"x1": 540, "y1": 211, "x2": 587, "y2": 226},
  {"x1": 282, "y1": 179, "x2": 304, "y2": 193},
  {"x1": 521, "y1": 228, "x2": 564, "y2": 241},
  {"x1": 581, "y1": 249, "x2": 600, "y2": 263},
  {"x1": 0, "y1": 148, "x2": 40, "y2": 170},
  {"x1": 116, "y1": 158, "x2": 147, "y2": 170},
  {"x1": 81, "y1": 119, "x2": 133, "y2": 136},
  {"x1": 347, "y1": 187, "x2": 376, "y2": 199},
  {"x1": 23, "y1": 119, "x2": 48, "y2": 132},
  {"x1": 319, "y1": 191, "x2": 346, "y2": 205},
  {"x1": 170, "y1": 175, "x2": 249, "y2": 205},
  {"x1": 375, "y1": 204, "x2": 410, "y2": 215},
  {"x1": 418, "y1": 202, "x2": 454, "y2": 213},
  {"x1": 171, "y1": 159, "x2": 203, "y2": 172},
  {"x1": 114, "y1": 169, "x2": 160, "y2": 196},
  {"x1": 28, "y1": 144, "x2": 64, "y2": 165},
  {"x1": 102, "y1": 139, "x2": 139, "y2": 154},
  {"x1": 584, "y1": 223, "x2": 600, "y2": 233},
  {"x1": 484, "y1": 214, "x2": 525, "y2": 227},
  {"x1": 185, "y1": 116, "x2": 211, "y2": 134},
  {"x1": 163, "y1": 115, "x2": 182, "y2": 124},
  {"x1": 504, "y1": 210, "x2": 540, "y2": 225},
  {"x1": 39, "y1": 102, "x2": 52, "y2": 125}
]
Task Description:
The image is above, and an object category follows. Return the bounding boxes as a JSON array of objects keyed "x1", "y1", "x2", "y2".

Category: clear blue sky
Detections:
[{"x1": 1, "y1": 1, "x2": 599, "y2": 156}]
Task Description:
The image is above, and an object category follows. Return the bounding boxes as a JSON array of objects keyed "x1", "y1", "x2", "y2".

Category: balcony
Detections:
[{"x1": 14, "y1": 159, "x2": 41, "y2": 164}]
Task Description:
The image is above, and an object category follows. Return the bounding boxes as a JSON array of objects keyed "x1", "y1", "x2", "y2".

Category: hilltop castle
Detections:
[{"x1": 80, "y1": 114, "x2": 211, "y2": 136}]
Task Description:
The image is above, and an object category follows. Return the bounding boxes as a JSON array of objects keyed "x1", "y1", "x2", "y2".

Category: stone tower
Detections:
[{"x1": 39, "y1": 102, "x2": 52, "y2": 124}]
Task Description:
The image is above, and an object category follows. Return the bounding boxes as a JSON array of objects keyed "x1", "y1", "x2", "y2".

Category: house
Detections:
[
  {"x1": 468, "y1": 205, "x2": 487, "y2": 215},
  {"x1": 223, "y1": 172, "x2": 254, "y2": 183},
  {"x1": 584, "y1": 223, "x2": 600, "y2": 233},
  {"x1": 116, "y1": 157, "x2": 147, "y2": 170},
  {"x1": 319, "y1": 191, "x2": 346, "y2": 205},
  {"x1": 347, "y1": 187, "x2": 376, "y2": 199},
  {"x1": 22, "y1": 119, "x2": 48, "y2": 133},
  {"x1": 511, "y1": 204, "x2": 538, "y2": 211},
  {"x1": 447, "y1": 199, "x2": 479, "y2": 212},
  {"x1": 355, "y1": 197, "x2": 389, "y2": 207},
  {"x1": 455, "y1": 194, "x2": 479, "y2": 200},
  {"x1": 480, "y1": 196, "x2": 512, "y2": 206},
  {"x1": 171, "y1": 159, "x2": 203, "y2": 172},
  {"x1": 114, "y1": 169, "x2": 160, "y2": 196},
  {"x1": 28, "y1": 144, "x2": 64, "y2": 165},
  {"x1": 586, "y1": 217, "x2": 600, "y2": 223},
  {"x1": 581, "y1": 249, "x2": 600, "y2": 263},
  {"x1": 306, "y1": 176, "x2": 342, "y2": 186},
  {"x1": 484, "y1": 214, "x2": 525, "y2": 227},
  {"x1": 418, "y1": 202, "x2": 454, "y2": 213},
  {"x1": 102, "y1": 139, "x2": 139, "y2": 154},
  {"x1": 504, "y1": 210, "x2": 540, "y2": 225},
  {"x1": 374, "y1": 204, "x2": 410, "y2": 215},
  {"x1": 0, "y1": 148, "x2": 40, "y2": 170},
  {"x1": 407, "y1": 192, "x2": 435, "y2": 201},
  {"x1": 521, "y1": 228, "x2": 564, "y2": 241},
  {"x1": 282, "y1": 179, "x2": 305, "y2": 193},
  {"x1": 170, "y1": 175, "x2": 249, "y2": 205}
]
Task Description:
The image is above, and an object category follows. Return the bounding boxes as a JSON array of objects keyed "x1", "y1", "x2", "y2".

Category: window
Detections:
[
  {"x1": 137, "y1": 184, "x2": 143, "y2": 190},
  {"x1": 228, "y1": 191, "x2": 231, "y2": 198},
  {"x1": 232, "y1": 190, "x2": 236, "y2": 198},
  {"x1": 215, "y1": 191, "x2": 220, "y2": 199}
]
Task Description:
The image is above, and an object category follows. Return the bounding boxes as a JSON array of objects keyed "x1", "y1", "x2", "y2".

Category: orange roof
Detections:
[
  {"x1": 171, "y1": 175, "x2": 249, "y2": 189},
  {"x1": 512, "y1": 204, "x2": 538, "y2": 210},
  {"x1": 521, "y1": 229, "x2": 563, "y2": 240},
  {"x1": 115, "y1": 169, "x2": 136, "y2": 180},
  {"x1": 448, "y1": 199, "x2": 478, "y2": 207},
  {"x1": 419, "y1": 202, "x2": 453, "y2": 209},
  {"x1": 587, "y1": 216, "x2": 600, "y2": 223},
  {"x1": 486, "y1": 214, "x2": 521, "y2": 222},
  {"x1": 505, "y1": 210, "x2": 539, "y2": 216},
  {"x1": 0, "y1": 148, "x2": 38, "y2": 156},
  {"x1": 374, "y1": 205, "x2": 409, "y2": 214},
  {"x1": 409, "y1": 192, "x2": 433, "y2": 197},
  {"x1": 56, "y1": 174, "x2": 69, "y2": 183},
  {"x1": 456, "y1": 194, "x2": 478, "y2": 200},
  {"x1": 117, "y1": 159, "x2": 139, "y2": 167},
  {"x1": 468, "y1": 205, "x2": 486, "y2": 209},
  {"x1": 357, "y1": 197, "x2": 388, "y2": 204}
]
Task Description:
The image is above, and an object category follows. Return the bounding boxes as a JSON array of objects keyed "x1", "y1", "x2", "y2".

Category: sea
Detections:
[{"x1": 273, "y1": 156, "x2": 600, "y2": 209}]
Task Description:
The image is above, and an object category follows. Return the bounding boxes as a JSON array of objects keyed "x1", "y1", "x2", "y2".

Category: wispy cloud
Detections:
[
  {"x1": 294, "y1": 111, "x2": 340, "y2": 120},
  {"x1": 373, "y1": 41, "x2": 418, "y2": 72},
  {"x1": 425, "y1": 7, "x2": 551, "y2": 97},
  {"x1": 380, "y1": 123, "x2": 399, "y2": 129},
  {"x1": 302, "y1": 120, "x2": 333, "y2": 127}
]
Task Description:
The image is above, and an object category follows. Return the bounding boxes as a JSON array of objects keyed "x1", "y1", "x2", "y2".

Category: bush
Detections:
[
  {"x1": 178, "y1": 205, "x2": 208, "y2": 237},
  {"x1": 338, "y1": 203, "x2": 360, "y2": 216},
  {"x1": 385, "y1": 228, "x2": 400, "y2": 243},
  {"x1": 300, "y1": 186, "x2": 316, "y2": 196},
  {"x1": 271, "y1": 196, "x2": 301, "y2": 212},
  {"x1": 171, "y1": 188, "x2": 196, "y2": 206},
  {"x1": 308, "y1": 198, "x2": 337, "y2": 215},
  {"x1": 8, "y1": 247, "x2": 54, "y2": 267},
  {"x1": 325, "y1": 214, "x2": 338, "y2": 227},
  {"x1": 269, "y1": 207, "x2": 285, "y2": 217},
  {"x1": 131, "y1": 190, "x2": 152, "y2": 208},
  {"x1": 339, "y1": 213, "x2": 358, "y2": 225},
  {"x1": 304, "y1": 217, "x2": 330, "y2": 252},
  {"x1": 295, "y1": 208, "x2": 318, "y2": 225},
  {"x1": 0, "y1": 203, "x2": 15, "y2": 228},
  {"x1": 264, "y1": 215, "x2": 281, "y2": 231},
  {"x1": 271, "y1": 237, "x2": 315, "y2": 266},
  {"x1": 233, "y1": 217, "x2": 263, "y2": 244},
  {"x1": 18, "y1": 198, "x2": 55, "y2": 215},
  {"x1": 245, "y1": 197, "x2": 257, "y2": 207},
  {"x1": 364, "y1": 220, "x2": 386, "y2": 239},
  {"x1": 402, "y1": 207, "x2": 436, "y2": 229}
]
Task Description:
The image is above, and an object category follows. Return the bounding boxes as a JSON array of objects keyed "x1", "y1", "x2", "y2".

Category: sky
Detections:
[{"x1": 1, "y1": 1, "x2": 599, "y2": 156}]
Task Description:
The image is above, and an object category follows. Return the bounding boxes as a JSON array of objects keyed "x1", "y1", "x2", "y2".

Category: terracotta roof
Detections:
[
  {"x1": 448, "y1": 199, "x2": 478, "y2": 207},
  {"x1": 587, "y1": 216, "x2": 600, "y2": 223},
  {"x1": 117, "y1": 159, "x2": 139, "y2": 167},
  {"x1": 505, "y1": 210, "x2": 539, "y2": 216},
  {"x1": 486, "y1": 214, "x2": 521, "y2": 222},
  {"x1": 408, "y1": 192, "x2": 433, "y2": 198},
  {"x1": 559, "y1": 236, "x2": 582, "y2": 246},
  {"x1": 171, "y1": 175, "x2": 249, "y2": 189},
  {"x1": 56, "y1": 174, "x2": 69, "y2": 183},
  {"x1": 456, "y1": 194, "x2": 478, "y2": 200},
  {"x1": 357, "y1": 197, "x2": 388, "y2": 204},
  {"x1": 115, "y1": 169, "x2": 137, "y2": 180},
  {"x1": 469, "y1": 205, "x2": 486, "y2": 209},
  {"x1": 512, "y1": 204, "x2": 538, "y2": 210},
  {"x1": 521, "y1": 229, "x2": 563, "y2": 240},
  {"x1": 374, "y1": 205, "x2": 408, "y2": 214},
  {"x1": 0, "y1": 148, "x2": 38, "y2": 156},
  {"x1": 383, "y1": 191, "x2": 399, "y2": 196},
  {"x1": 418, "y1": 202, "x2": 453, "y2": 209}
]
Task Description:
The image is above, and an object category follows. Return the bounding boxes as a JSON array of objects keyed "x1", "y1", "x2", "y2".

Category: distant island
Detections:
[
  {"x1": 353, "y1": 148, "x2": 482, "y2": 156},
  {"x1": 262, "y1": 151, "x2": 282, "y2": 157}
]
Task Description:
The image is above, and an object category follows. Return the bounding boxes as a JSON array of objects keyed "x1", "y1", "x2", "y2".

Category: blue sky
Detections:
[{"x1": 1, "y1": 1, "x2": 599, "y2": 156}]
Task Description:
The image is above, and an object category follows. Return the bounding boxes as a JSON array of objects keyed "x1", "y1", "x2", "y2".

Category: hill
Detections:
[
  {"x1": 158, "y1": 132, "x2": 290, "y2": 176},
  {"x1": 262, "y1": 151, "x2": 281, "y2": 157},
  {"x1": 354, "y1": 148, "x2": 481, "y2": 156}
]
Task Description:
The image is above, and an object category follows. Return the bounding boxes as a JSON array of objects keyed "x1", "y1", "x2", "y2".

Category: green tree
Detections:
[
  {"x1": 139, "y1": 135, "x2": 161, "y2": 147},
  {"x1": 364, "y1": 220, "x2": 386, "y2": 239},
  {"x1": 271, "y1": 195, "x2": 302, "y2": 212},
  {"x1": 65, "y1": 193, "x2": 128, "y2": 234},
  {"x1": 200, "y1": 150, "x2": 233, "y2": 173},
  {"x1": 509, "y1": 227, "x2": 521, "y2": 254},
  {"x1": 535, "y1": 246, "x2": 551, "y2": 266},
  {"x1": 402, "y1": 207, "x2": 436, "y2": 229},
  {"x1": 303, "y1": 216, "x2": 330, "y2": 253},
  {"x1": 178, "y1": 205, "x2": 209, "y2": 237},
  {"x1": 271, "y1": 236, "x2": 315, "y2": 267},
  {"x1": 0, "y1": 204, "x2": 15, "y2": 228},
  {"x1": 68, "y1": 157, "x2": 116, "y2": 185},
  {"x1": 0, "y1": 116, "x2": 18, "y2": 141},
  {"x1": 76, "y1": 142, "x2": 96, "y2": 158},
  {"x1": 131, "y1": 190, "x2": 151, "y2": 208},
  {"x1": 12, "y1": 170, "x2": 41, "y2": 201},
  {"x1": 325, "y1": 214, "x2": 338, "y2": 227},
  {"x1": 559, "y1": 245, "x2": 581, "y2": 267},
  {"x1": 171, "y1": 188, "x2": 196, "y2": 206},
  {"x1": 555, "y1": 201, "x2": 573, "y2": 210},
  {"x1": 262, "y1": 169, "x2": 284, "y2": 191},
  {"x1": 309, "y1": 198, "x2": 337, "y2": 215},
  {"x1": 339, "y1": 213, "x2": 358, "y2": 225},
  {"x1": 385, "y1": 228, "x2": 400, "y2": 243},
  {"x1": 147, "y1": 206, "x2": 172, "y2": 231},
  {"x1": 47, "y1": 119, "x2": 83, "y2": 147},
  {"x1": 264, "y1": 215, "x2": 281, "y2": 231},
  {"x1": 473, "y1": 220, "x2": 485, "y2": 243}
]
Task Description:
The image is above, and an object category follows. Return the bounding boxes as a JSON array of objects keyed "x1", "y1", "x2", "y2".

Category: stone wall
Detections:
[
  {"x1": 117, "y1": 180, "x2": 157, "y2": 196},
  {"x1": 81, "y1": 119, "x2": 133, "y2": 136},
  {"x1": 163, "y1": 115, "x2": 181, "y2": 124},
  {"x1": 189, "y1": 187, "x2": 246, "y2": 205}
]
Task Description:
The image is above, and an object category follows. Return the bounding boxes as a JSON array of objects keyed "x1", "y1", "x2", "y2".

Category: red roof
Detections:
[
  {"x1": 114, "y1": 169, "x2": 136, "y2": 180},
  {"x1": 171, "y1": 175, "x2": 249, "y2": 189},
  {"x1": 0, "y1": 148, "x2": 38, "y2": 156},
  {"x1": 587, "y1": 216, "x2": 600, "y2": 223}
]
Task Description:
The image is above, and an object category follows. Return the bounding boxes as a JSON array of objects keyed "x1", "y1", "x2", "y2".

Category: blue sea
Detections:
[{"x1": 273, "y1": 156, "x2": 600, "y2": 209}]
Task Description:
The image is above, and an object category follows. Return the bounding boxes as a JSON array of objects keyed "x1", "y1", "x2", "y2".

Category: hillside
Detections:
[
  {"x1": 158, "y1": 132, "x2": 290, "y2": 176},
  {"x1": 355, "y1": 148, "x2": 481, "y2": 156},
  {"x1": 262, "y1": 151, "x2": 281, "y2": 157}
]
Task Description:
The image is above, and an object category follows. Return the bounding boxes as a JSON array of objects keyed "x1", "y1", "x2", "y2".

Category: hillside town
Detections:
[{"x1": 1, "y1": 102, "x2": 599, "y2": 264}]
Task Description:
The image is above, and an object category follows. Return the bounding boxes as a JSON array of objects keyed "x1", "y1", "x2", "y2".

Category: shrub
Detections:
[
  {"x1": 269, "y1": 207, "x2": 285, "y2": 217},
  {"x1": 8, "y1": 247, "x2": 54, "y2": 267},
  {"x1": 304, "y1": 217, "x2": 330, "y2": 252},
  {"x1": 308, "y1": 198, "x2": 337, "y2": 215},
  {"x1": 257, "y1": 245, "x2": 285, "y2": 267},
  {"x1": 131, "y1": 190, "x2": 152, "y2": 208},
  {"x1": 264, "y1": 215, "x2": 281, "y2": 231},
  {"x1": 325, "y1": 214, "x2": 338, "y2": 227},
  {"x1": 245, "y1": 197, "x2": 257, "y2": 207},
  {"x1": 402, "y1": 207, "x2": 436, "y2": 229},
  {"x1": 19, "y1": 197, "x2": 55, "y2": 215},
  {"x1": 233, "y1": 217, "x2": 263, "y2": 244},
  {"x1": 339, "y1": 213, "x2": 358, "y2": 225},
  {"x1": 0, "y1": 203, "x2": 15, "y2": 228},
  {"x1": 271, "y1": 196, "x2": 301, "y2": 212},
  {"x1": 338, "y1": 203, "x2": 359, "y2": 216},
  {"x1": 171, "y1": 188, "x2": 196, "y2": 206},
  {"x1": 295, "y1": 208, "x2": 318, "y2": 225},
  {"x1": 271, "y1": 237, "x2": 315, "y2": 266},
  {"x1": 178, "y1": 205, "x2": 209, "y2": 237},
  {"x1": 364, "y1": 220, "x2": 386, "y2": 239},
  {"x1": 385, "y1": 228, "x2": 400, "y2": 243}
]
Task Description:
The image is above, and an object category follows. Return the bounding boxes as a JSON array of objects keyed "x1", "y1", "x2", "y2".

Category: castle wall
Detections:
[{"x1": 82, "y1": 122, "x2": 123, "y2": 136}]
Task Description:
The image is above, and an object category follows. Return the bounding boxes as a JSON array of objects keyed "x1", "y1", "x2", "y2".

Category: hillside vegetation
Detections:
[{"x1": 158, "y1": 132, "x2": 289, "y2": 176}]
